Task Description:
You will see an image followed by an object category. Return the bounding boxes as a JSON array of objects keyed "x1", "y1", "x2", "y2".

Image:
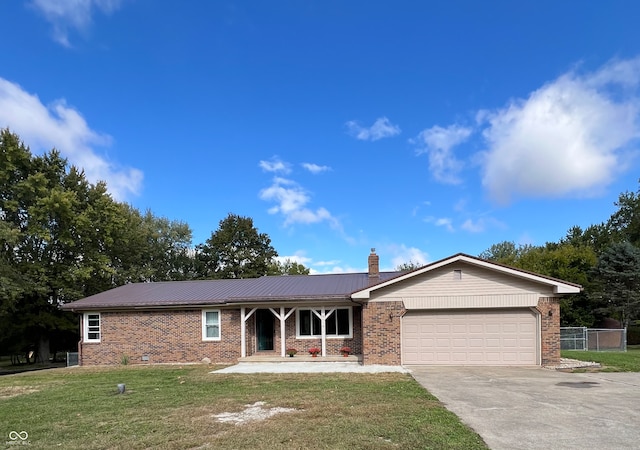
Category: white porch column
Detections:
[
  {"x1": 240, "y1": 307, "x2": 258, "y2": 358},
  {"x1": 280, "y1": 307, "x2": 286, "y2": 357},
  {"x1": 241, "y1": 307, "x2": 246, "y2": 358},
  {"x1": 269, "y1": 307, "x2": 296, "y2": 357},
  {"x1": 320, "y1": 306, "x2": 326, "y2": 356},
  {"x1": 311, "y1": 307, "x2": 335, "y2": 357}
]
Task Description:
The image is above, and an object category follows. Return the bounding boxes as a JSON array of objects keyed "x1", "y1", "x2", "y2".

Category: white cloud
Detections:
[
  {"x1": 0, "y1": 78, "x2": 142, "y2": 200},
  {"x1": 424, "y1": 216, "x2": 454, "y2": 232},
  {"x1": 460, "y1": 216, "x2": 506, "y2": 234},
  {"x1": 434, "y1": 218, "x2": 454, "y2": 232},
  {"x1": 259, "y1": 158, "x2": 291, "y2": 174},
  {"x1": 313, "y1": 259, "x2": 342, "y2": 267},
  {"x1": 301, "y1": 162, "x2": 331, "y2": 174},
  {"x1": 460, "y1": 219, "x2": 484, "y2": 233},
  {"x1": 346, "y1": 117, "x2": 401, "y2": 141},
  {"x1": 259, "y1": 176, "x2": 341, "y2": 229},
  {"x1": 309, "y1": 264, "x2": 362, "y2": 275},
  {"x1": 453, "y1": 198, "x2": 467, "y2": 212},
  {"x1": 274, "y1": 253, "x2": 313, "y2": 267},
  {"x1": 30, "y1": 0, "x2": 123, "y2": 47},
  {"x1": 480, "y1": 57, "x2": 640, "y2": 204},
  {"x1": 414, "y1": 124, "x2": 472, "y2": 184},
  {"x1": 389, "y1": 244, "x2": 429, "y2": 269},
  {"x1": 411, "y1": 201, "x2": 431, "y2": 217}
]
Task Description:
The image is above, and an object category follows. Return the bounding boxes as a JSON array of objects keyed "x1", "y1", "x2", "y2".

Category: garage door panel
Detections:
[
  {"x1": 419, "y1": 324, "x2": 434, "y2": 333},
  {"x1": 404, "y1": 324, "x2": 419, "y2": 334},
  {"x1": 520, "y1": 323, "x2": 535, "y2": 333},
  {"x1": 402, "y1": 309, "x2": 537, "y2": 365},
  {"x1": 452, "y1": 324, "x2": 467, "y2": 333}
]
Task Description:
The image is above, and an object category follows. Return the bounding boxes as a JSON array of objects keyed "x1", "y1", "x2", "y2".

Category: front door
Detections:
[{"x1": 256, "y1": 309, "x2": 274, "y2": 351}]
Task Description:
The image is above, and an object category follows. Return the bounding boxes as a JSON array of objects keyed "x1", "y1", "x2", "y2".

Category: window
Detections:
[
  {"x1": 202, "y1": 310, "x2": 221, "y2": 341},
  {"x1": 453, "y1": 269, "x2": 462, "y2": 280},
  {"x1": 297, "y1": 307, "x2": 352, "y2": 338},
  {"x1": 83, "y1": 313, "x2": 101, "y2": 343}
]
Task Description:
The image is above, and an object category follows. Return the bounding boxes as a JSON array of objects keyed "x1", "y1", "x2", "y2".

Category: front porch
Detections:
[
  {"x1": 239, "y1": 305, "x2": 362, "y2": 359},
  {"x1": 239, "y1": 354, "x2": 363, "y2": 363}
]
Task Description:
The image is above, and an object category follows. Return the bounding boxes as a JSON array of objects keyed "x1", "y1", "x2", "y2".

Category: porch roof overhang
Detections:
[{"x1": 225, "y1": 294, "x2": 352, "y2": 306}]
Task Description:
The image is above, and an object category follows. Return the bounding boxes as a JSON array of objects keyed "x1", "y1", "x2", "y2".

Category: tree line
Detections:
[
  {"x1": 0, "y1": 129, "x2": 308, "y2": 361},
  {"x1": 478, "y1": 189, "x2": 640, "y2": 329}
]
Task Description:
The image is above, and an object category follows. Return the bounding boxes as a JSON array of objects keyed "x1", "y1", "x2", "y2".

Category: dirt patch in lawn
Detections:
[
  {"x1": 212, "y1": 401, "x2": 300, "y2": 425},
  {"x1": 0, "y1": 386, "x2": 40, "y2": 399}
]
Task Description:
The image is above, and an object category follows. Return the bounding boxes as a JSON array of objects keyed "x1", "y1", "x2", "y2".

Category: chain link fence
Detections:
[{"x1": 561, "y1": 327, "x2": 627, "y2": 351}]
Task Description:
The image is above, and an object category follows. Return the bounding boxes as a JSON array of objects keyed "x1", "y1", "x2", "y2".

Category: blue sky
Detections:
[{"x1": 2, "y1": 1, "x2": 640, "y2": 273}]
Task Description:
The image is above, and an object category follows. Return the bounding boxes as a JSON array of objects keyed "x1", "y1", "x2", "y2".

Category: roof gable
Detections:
[{"x1": 351, "y1": 253, "x2": 582, "y2": 299}]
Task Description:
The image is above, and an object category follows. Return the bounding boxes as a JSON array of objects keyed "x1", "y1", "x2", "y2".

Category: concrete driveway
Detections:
[{"x1": 410, "y1": 366, "x2": 640, "y2": 450}]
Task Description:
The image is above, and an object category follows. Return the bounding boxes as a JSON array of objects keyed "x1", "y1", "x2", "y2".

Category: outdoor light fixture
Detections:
[{"x1": 548, "y1": 310, "x2": 553, "y2": 317}]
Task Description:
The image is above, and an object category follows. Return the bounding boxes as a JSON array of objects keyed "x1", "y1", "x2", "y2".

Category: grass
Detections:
[
  {"x1": 562, "y1": 346, "x2": 640, "y2": 372},
  {"x1": 0, "y1": 365, "x2": 487, "y2": 450}
]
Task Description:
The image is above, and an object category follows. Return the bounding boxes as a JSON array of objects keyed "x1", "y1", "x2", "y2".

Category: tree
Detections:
[
  {"x1": 268, "y1": 258, "x2": 310, "y2": 275},
  {"x1": 395, "y1": 261, "x2": 423, "y2": 271},
  {"x1": 561, "y1": 224, "x2": 612, "y2": 253},
  {"x1": 0, "y1": 130, "x2": 96, "y2": 360},
  {"x1": 589, "y1": 241, "x2": 640, "y2": 328},
  {"x1": 478, "y1": 241, "x2": 534, "y2": 266},
  {"x1": 0, "y1": 129, "x2": 199, "y2": 361},
  {"x1": 479, "y1": 239, "x2": 597, "y2": 326},
  {"x1": 196, "y1": 213, "x2": 277, "y2": 279},
  {"x1": 608, "y1": 181, "x2": 640, "y2": 246}
]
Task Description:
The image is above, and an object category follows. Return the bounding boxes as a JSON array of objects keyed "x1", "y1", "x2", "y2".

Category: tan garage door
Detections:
[{"x1": 402, "y1": 309, "x2": 538, "y2": 365}]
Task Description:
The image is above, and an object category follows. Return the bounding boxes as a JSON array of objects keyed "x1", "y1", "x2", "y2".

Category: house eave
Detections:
[{"x1": 60, "y1": 295, "x2": 352, "y2": 312}]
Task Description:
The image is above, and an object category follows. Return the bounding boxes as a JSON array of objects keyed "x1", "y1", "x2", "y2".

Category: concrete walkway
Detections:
[
  {"x1": 212, "y1": 361, "x2": 409, "y2": 374},
  {"x1": 410, "y1": 366, "x2": 640, "y2": 450}
]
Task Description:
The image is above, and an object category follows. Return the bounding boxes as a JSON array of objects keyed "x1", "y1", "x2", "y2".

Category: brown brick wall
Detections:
[
  {"x1": 361, "y1": 301, "x2": 403, "y2": 365},
  {"x1": 536, "y1": 297, "x2": 561, "y2": 366},
  {"x1": 79, "y1": 306, "x2": 364, "y2": 365},
  {"x1": 80, "y1": 309, "x2": 241, "y2": 365}
]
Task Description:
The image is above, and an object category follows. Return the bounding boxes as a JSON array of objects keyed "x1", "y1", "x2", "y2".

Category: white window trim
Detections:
[
  {"x1": 295, "y1": 307, "x2": 353, "y2": 339},
  {"x1": 83, "y1": 312, "x2": 101, "y2": 343},
  {"x1": 202, "y1": 309, "x2": 221, "y2": 341}
]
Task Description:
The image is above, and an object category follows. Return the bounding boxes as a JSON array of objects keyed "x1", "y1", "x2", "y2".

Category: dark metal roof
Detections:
[{"x1": 61, "y1": 271, "x2": 403, "y2": 311}]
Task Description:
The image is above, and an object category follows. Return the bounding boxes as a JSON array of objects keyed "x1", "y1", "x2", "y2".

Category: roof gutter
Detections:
[{"x1": 60, "y1": 296, "x2": 354, "y2": 312}]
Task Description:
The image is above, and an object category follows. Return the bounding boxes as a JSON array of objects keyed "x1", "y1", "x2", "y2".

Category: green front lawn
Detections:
[
  {"x1": 562, "y1": 346, "x2": 640, "y2": 372},
  {"x1": 0, "y1": 365, "x2": 487, "y2": 449}
]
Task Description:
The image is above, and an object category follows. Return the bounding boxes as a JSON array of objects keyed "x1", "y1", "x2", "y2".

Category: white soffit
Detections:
[{"x1": 402, "y1": 294, "x2": 540, "y2": 310}]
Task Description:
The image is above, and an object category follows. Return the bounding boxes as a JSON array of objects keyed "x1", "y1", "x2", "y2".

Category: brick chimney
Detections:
[{"x1": 368, "y1": 248, "x2": 379, "y2": 278}]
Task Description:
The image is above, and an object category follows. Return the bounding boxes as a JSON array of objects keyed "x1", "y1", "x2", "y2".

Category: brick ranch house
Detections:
[{"x1": 61, "y1": 251, "x2": 582, "y2": 367}]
